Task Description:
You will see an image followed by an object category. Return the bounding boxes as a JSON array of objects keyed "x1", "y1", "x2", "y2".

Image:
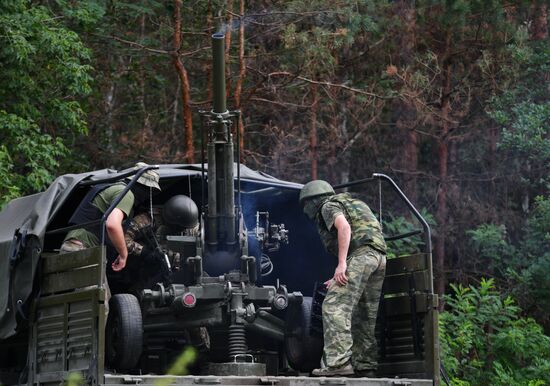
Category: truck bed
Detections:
[{"x1": 104, "y1": 374, "x2": 432, "y2": 386}]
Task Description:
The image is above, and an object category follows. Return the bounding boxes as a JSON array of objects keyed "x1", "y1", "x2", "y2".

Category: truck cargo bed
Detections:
[{"x1": 104, "y1": 374, "x2": 432, "y2": 386}]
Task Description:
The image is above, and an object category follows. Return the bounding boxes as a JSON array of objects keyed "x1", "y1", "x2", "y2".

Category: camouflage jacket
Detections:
[
  {"x1": 125, "y1": 211, "x2": 158, "y2": 256},
  {"x1": 316, "y1": 193, "x2": 386, "y2": 258},
  {"x1": 125, "y1": 208, "x2": 198, "y2": 256}
]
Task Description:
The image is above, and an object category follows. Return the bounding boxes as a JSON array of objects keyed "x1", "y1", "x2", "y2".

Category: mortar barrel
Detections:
[{"x1": 212, "y1": 33, "x2": 227, "y2": 114}]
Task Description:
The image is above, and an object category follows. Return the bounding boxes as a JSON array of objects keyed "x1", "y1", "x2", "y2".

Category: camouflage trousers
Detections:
[{"x1": 322, "y1": 246, "x2": 386, "y2": 371}]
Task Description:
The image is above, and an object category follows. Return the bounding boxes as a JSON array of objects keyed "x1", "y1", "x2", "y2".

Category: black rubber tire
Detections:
[
  {"x1": 284, "y1": 296, "x2": 324, "y2": 372},
  {"x1": 106, "y1": 293, "x2": 143, "y2": 370}
]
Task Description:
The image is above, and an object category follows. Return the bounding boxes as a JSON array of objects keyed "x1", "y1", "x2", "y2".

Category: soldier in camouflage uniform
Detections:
[
  {"x1": 300, "y1": 180, "x2": 386, "y2": 378},
  {"x1": 124, "y1": 194, "x2": 209, "y2": 351},
  {"x1": 60, "y1": 162, "x2": 161, "y2": 273},
  {"x1": 121, "y1": 194, "x2": 200, "y2": 291}
]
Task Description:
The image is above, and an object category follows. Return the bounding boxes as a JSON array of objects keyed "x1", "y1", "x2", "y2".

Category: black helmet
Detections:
[{"x1": 162, "y1": 195, "x2": 199, "y2": 229}]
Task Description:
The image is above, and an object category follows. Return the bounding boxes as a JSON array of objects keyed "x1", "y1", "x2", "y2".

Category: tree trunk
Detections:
[
  {"x1": 205, "y1": 0, "x2": 213, "y2": 103},
  {"x1": 435, "y1": 63, "x2": 452, "y2": 305},
  {"x1": 489, "y1": 124, "x2": 498, "y2": 214},
  {"x1": 530, "y1": 0, "x2": 548, "y2": 40},
  {"x1": 173, "y1": 0, "x2": 195, "y2": 162},
  {"x1": 225, "y1": 1, "x2": 233, "y2": 99},
  {"x1": 394, "y1": 0, "x2": 418, "y2": 203},
  {"x1": 104, "y1": 82, "x2": 116, "y2": 157},
  {"x1": 328, "y1": 93, "x2": 338, "y2": 184},
  {"x1": 234, "y1": 0, "x2": 246, "y2": 159},
  {"x1": 309, "y1": 82, "x2": 319, "y2": 180},
  {"x1": 138, "y1": 13, "x2": 151, "y2": 150}
]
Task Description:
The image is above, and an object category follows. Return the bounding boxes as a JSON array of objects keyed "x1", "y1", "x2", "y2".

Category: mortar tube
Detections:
[{"x1": 212, "y1": 33, "x2": 227, "y2": 114}]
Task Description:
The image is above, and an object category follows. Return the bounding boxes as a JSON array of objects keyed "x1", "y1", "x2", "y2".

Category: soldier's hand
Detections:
[
  {"x1": 112, "y1": 255, "x2": 127, "y2": 271},
  {"x1": 334, "y1": 262, "x2": 348, "y2": 286}
]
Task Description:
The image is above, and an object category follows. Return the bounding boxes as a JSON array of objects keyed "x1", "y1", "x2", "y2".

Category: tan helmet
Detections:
[
  {"x1": 134, "y1": 162, "x2": 161, "y2": 191},
  {"x1": 299, "y1": 180, "x2": 335, "y2": 204}
]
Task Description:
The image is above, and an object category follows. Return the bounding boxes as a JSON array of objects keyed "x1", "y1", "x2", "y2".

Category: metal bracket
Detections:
[
  {"x1": 259, "y1": 378, "x2": 280, "y2": 385},
  {"x1": 121, "y1": 376, "x2": 143, "y2": 384}
]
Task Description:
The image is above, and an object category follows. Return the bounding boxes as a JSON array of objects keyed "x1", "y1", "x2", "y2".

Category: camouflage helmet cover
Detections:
[
  {"x1": 162, "y1": 195, "x2": 199, "y2": 228},
  {"x1": 299, "y1": 180, "x2": 335, "y2": 204},
  {"x1": 134, "y1": 162, "x2": 161, "y2": 191}
]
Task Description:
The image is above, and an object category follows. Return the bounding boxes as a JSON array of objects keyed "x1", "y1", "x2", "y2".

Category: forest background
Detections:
[{"x1": 0, "y1": 0, "x2": 548, "y2": 384}]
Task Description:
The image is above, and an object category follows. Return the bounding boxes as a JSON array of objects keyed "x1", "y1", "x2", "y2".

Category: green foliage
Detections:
[
  {"x1": 440, "y1": 279, "x2": 550, "y2": 385},
  {"x1": 464, "y1": 197, "x2": 550, "y2": 327},
  {"x1": 154, "y1": 347, "x2": 197, "y2": 386},
  {"x1": 0, "y1": 111, "x2": 68, "y2": 205},
  {"x1": 0, "y1": 0, "x2": 92, "y2": 206},
  {"x1": 509, "y1": 196, "x2": 550, "y2": 324},
  {"x1": 279, "y1": 1, "x2": 381, "y2": 77},
  {"x1": 383, "y1": 213, "x2": 425, "y2": 257},
  {"x1": 382, "y1": 209, "x2": 435, "y2": 258},
  {"x1": 63, "y1": 372, "x2": 84, "y2": 386},
  {"x1": 499, "y1": 101, "x2": 550, "y2": 162},
  {"x1": 466, "y1": 224, "x2": 515, "y2": 271},
  {"x1": 488, "y1": 37, "x2": 550, "y2": 195}
]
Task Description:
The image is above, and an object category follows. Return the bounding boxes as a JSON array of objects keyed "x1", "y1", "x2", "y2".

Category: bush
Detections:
[{"x1": 440, "y1": 278, "x2": 550, "y2": 385}]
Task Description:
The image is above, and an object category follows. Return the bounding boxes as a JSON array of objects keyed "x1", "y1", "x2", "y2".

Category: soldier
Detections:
[
  {"x1": 124, "y1": 194, "x2": 209, "y2": 351},
  {"x1": 60, "y1": 162, "x2": 161, "y2": 272},
  {"x1": 299, "y1": 180, "x2": 387, "y2": 378},
  {"x1": 121, "y1": 194, "x2": 200, "y2": 291}
]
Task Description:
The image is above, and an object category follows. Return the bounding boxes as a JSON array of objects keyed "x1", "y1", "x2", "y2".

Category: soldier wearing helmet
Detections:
[
  {"x1": 300, "y1": 180, "x2": 386, "y2": 378},
  {"x1": 120, "y1": 194, "x2": 199, "y2": 282},
  {"x1": 60, "y1": 162, "x2": 161, "y2": 274},
  {"x1": 161, "y1": 194, "x2": 199, "y2": 234}
]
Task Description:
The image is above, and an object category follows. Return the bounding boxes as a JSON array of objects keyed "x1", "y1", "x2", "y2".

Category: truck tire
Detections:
[
  {"x1": 106, "y1": 293, "x2": 143, "y2": 370},
  {"x1": 284, "y1": 296, "x2": 323, "y2": 372}
]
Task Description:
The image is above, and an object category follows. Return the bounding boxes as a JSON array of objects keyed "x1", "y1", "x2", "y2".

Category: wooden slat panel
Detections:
[
  {"x1": 385, "y1": 253, "x2": 427, "y2": 276},
  {"x1": 42, "y1": 247, "x2": 103, "y2": 274},
  {"x1": 42, "y1": 266, "x2": 100, "y2": 294},
  {"x1": 383, "y1": 271, "x2": 430, "y2": 294},
  {"x1": 38, "y1": 288, "x2": 105, "y2": 306},
  {"x1": 382, "y1": 293, "x2": 429, "y2": 316}
]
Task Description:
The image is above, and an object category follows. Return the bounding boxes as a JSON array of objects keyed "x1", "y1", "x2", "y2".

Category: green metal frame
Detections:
[{"x1": 28, "y1": 246, "x2": 106, "y2": 385}]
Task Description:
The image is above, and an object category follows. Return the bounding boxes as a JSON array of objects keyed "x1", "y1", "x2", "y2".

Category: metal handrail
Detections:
[{"x1": 334, "y1": 173, "x2": 434, "y2": 294}]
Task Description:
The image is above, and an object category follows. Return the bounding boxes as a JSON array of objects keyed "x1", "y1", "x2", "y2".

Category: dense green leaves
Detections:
[
  {"x1": 0, "y1": 0, "x2": 92, "y2": 206},
  {"x1": 440, "y1": 279, "x2": 550, "y2": 385},
  {"x1": 0, "y1": 111, "x2": 68, "y2": 204},
  {"x1": 466, "y1": 224, "x2": 515, "y2": 273}
]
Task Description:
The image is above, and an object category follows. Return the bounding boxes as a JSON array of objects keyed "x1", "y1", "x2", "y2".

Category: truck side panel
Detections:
[
  {"x1": 28, "y1": 247, "x2": 106, "y2": 386},
  {"x1": 377, "y1": 253, "x2": 440, "y2": 384}
]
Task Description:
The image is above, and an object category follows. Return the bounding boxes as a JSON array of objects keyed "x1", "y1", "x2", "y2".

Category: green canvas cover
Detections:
[{"x1": 0, "y1": 164, "x2": 301, "y2": 339}]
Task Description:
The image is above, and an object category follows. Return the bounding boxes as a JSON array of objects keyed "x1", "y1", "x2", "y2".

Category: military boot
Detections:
[{"x1": 311, "y1": 364, "x2": 354, "y2": 377}]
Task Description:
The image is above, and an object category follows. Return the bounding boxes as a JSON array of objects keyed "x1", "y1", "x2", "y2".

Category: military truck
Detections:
[{"x1": 0, "y1": 34, "x2": 440, "y2": 386}]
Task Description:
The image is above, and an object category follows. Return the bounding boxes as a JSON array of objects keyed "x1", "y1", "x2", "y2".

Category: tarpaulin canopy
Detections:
[{"x1": 0, "y1": 164, "x2": 302, "y2": 339}]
